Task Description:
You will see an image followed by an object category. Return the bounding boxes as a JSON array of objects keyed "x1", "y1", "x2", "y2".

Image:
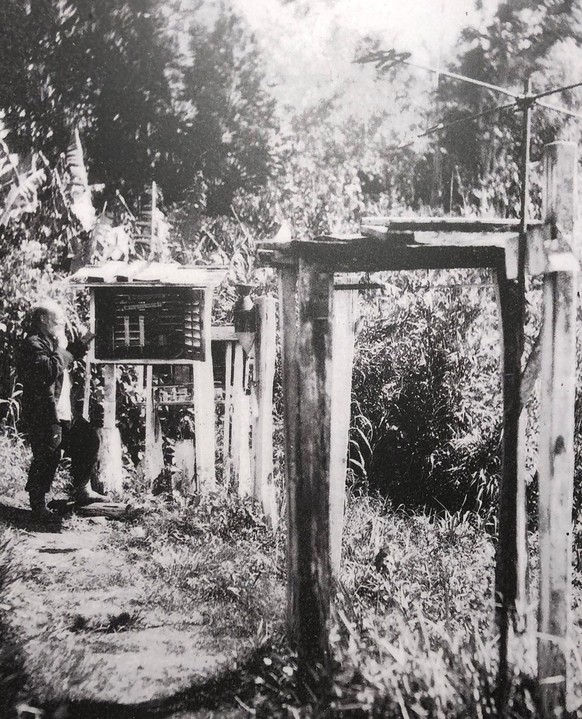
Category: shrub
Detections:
[{"x1": 350, "y1": 271, "x2": 501, "y2": 513}]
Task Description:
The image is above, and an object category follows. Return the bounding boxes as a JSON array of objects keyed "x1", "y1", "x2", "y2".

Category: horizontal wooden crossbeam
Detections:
[
  {"x1": 257, "y1": 218, "x2": 555, "y2": 274},
  {"x1": 259, "y1": 238, "x2": 504, "y2": 272}
]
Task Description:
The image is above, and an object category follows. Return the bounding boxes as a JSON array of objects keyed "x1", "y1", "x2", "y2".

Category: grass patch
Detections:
[
  {"x1": 0, "y1": 530, "x2": 27, "y2": 716},
  {"x1": 109, "y1": 493, "x2": 286, "y2": 641}
]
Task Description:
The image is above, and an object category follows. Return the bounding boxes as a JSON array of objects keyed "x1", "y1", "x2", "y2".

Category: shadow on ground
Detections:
[
  {"x1": 41, "y1": 647, "x2": 275, "y2": 719},
  {"x1": 0, "y1": 499, "x2": 64, "y2": 534}
]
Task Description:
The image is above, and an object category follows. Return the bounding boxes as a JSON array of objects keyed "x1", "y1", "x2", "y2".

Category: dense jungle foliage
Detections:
[{"x1": 0, "y1": 0, "x2": 581, "y2": 514}]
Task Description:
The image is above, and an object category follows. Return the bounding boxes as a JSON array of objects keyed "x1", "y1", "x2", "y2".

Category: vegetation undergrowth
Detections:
[{"x1": 1, "y1": 459, "x2": 582, "y2": 717}]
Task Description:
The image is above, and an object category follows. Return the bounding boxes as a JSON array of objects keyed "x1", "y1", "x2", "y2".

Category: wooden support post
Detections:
[
  {"x1": 537, "y1": 140, "x2": 578, "y2": 718},
  {"x1": 280, "y1": 267, "x2": 299, "y2": 634},
  {"x1": 538, "y1": 270, "x2": 577, "y2": 718},
  {"x1": 222, "y1": 341, "x2": 234, "y2": 488},
  {"x1": 495, "y1": 266, "x2": 528, "y2": 674},
  {"x1": 192, "y1": 287, "x2": 216, "y2": 492},
  {"x1": 94, "y1": 364, "x2": 123, "y2": 494},
  {"x1": 174, "y1": 438, "x2": 195, "y2": 494},
  {"x1": 329, "y1": 283, "x2": 358, "y2": 576},
  {"x1": 284, "y1": 259, "x2": 334, "y2": 687},
  {"x1": 231, "y1": 343, "x2": 252, "y2": 496},
  {"x1": 252, "y1": 296, "x2": 278, "y2": 528},
  {"x1": 143, "y1": 365, "x2": 164, "y2": 484},
  {"x1": 543, "y1": 142, "x2": 579, "y2": 257}
]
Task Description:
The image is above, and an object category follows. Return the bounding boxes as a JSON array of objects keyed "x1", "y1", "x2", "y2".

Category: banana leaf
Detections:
[{"x1": 0, "y1": 168, "x2": 46, "y2": 226}]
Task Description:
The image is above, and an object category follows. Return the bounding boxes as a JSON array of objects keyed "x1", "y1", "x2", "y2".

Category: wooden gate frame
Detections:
[{"x1": 258, "y1": 141, "x2": 579, "y2": 716}]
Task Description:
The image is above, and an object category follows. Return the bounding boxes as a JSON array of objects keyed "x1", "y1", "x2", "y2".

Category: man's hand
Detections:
[
  {"x1": 81, "y1": 331, "x2": 95, "y2": 346},
  {"x1": 55, "y1": 328, "x2": 68, "y2": 349}
]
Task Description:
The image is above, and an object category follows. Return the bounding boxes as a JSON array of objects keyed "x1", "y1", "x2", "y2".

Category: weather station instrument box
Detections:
[
  {"x1": 69, "y1": 262, "x2": 228, "y2": 364},
  {"x1": 93, "y1": 286, "x2": 205, "y2": 361}
]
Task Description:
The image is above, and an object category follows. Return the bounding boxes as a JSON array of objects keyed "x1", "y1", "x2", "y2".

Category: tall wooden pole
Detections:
[
  {"x1": 538, "y1": 141, "x2": 578, "y2": 719},
  {"x1": 495, "y1": 78, "x2": 531, "y2": 711},
  {"x1": 281, "y1": 260, "x2": 333, "y2": 689},
  {"x1": 279, "y1": 268, "x2": 299, "y2": 634},
  {"x1": 297, "y1": 260, "x2": 333, "y2": 687}
]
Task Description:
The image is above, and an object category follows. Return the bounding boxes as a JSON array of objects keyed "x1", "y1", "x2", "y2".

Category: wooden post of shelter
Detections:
[
  {"x1": 259, "y1": 213, "x2": 561, "y2": 699},
  {"x1": 537, "y1": 141, "x2": 578, "y2": 718},
  {"x1": 192, "y1": 286, "x2": 216, "y2": 492},
  {"x1": 282, "y1": 258, "x2": 334, "y2": 687},
  {"x1": 252, "y1": 296, "x2": 278, "y2": 527},
  {"x1": 93, "y1": 363, "x2": 123, "y2": 494},
  {"x1": 495, "y1": 263, "x2": 528, "y2": 683},
  {"x1": 329, "y1": 279, "x2": 358, "y2": 576}
]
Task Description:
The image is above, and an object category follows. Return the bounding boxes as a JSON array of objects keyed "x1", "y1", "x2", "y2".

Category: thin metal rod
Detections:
[
  {"x1": 536, "y1": 99, "x2": 582, "y2": 121},
  {"x1": 400, "y1": 59, "x2": 520, "y2": 98},
  {"x1": 395, "y1": 101, "x2": 517, "y2": 149},
  {"x1": 520, "y1": 79, "x2": 533, "y2": 236},
  {"x1": 531, "y1": 80, "x2": 582, "y2": 101}
]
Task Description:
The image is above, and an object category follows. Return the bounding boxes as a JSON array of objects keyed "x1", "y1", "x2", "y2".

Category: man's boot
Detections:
[
  {"x1": 73, "y1": 481, "x2": 109, "y2": 506},
  {"x1": 29, "y1": 490, "x2": 58, "y2": 520}
]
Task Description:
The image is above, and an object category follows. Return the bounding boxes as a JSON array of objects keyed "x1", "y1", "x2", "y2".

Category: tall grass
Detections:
[
  {"x1": 0, "y1": 431, "x2": 29, "y2": 498},
  {"x1": 325, "y1": 491, "x2": 581, "y2": 718}
]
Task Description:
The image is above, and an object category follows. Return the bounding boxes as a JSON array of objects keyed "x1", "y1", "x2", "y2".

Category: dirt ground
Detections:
[{"x1": 2, "y1": 491, "x2": 252, "y2": 719}]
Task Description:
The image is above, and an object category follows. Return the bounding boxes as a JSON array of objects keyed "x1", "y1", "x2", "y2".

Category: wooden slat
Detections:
[
  {"x1": 83, "y1": 292, "x2": 96, "y2": 420},
  {"x1": 360, "y1": 226, "x2": 518, "y2": 248},
  {"x1": 143, "y1": 365, "x2": 164, "y2": 484},
  {"x1": 212, "y1": 325, "x2": 237, "y2": 342},
  {"x1": 70, "y1": 262, "x2": 227, "y2": 287},
  {"x1": 222, "y1": 341, "x2": 234, "y2": 486},
  {"x1": 360, "y1": 216, "x2": 544, "y2": 232},
  {"x1": 92, "y1": 358, "x2": 203, "y2": 365},
  {"x1": 231, "y1": 343, "x2": 251, "y2": 496}
]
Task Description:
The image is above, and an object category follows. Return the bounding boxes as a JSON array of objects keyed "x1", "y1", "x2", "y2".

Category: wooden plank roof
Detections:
[
  {"x1": 69, "y1": 261, "x2": 228, "y2": 287},
  {"x1": 257, "y1": 217, "x2": 546, "y2": 273}
]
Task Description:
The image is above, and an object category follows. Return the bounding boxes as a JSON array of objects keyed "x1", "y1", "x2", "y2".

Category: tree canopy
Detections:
[{"x1": 0, "y1": 0, "x2": 279, "y2": 208}]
